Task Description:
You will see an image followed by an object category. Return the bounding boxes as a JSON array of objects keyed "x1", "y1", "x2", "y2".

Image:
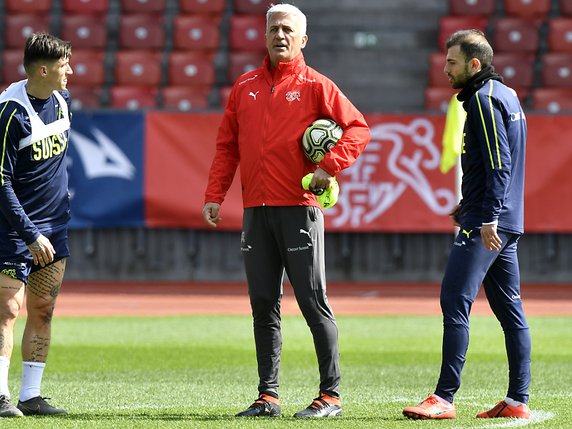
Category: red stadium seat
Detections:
[
  {"x1": 424, "y1": 87, "x2": 457, "y2": 113},
  {"x1": 530, "y1": 88, "x2": 572, "y2": 112},
  {"x1": 503, "y1": 0, "x2": 550, "y2": 19},
  {"x1": 561, "y1": 0, "x2": 572, "y2": 16},
  {"x1": 233, "y1": 0, "x2": 273, "y2": 15},
  {"x1": 161, "y1": 86, "x2": 211, "y2": 110},
  {"x1": 438, "y1": 16, "x2": 488, "y2": 49},
  {"x1": 70, "y1": 49, "x2": 106, "y2": 86},
  {"x1": 62, "y1": 0, "x2": 108, "y2": 14},
  {"x1": 119, "y1": 14, "x2": 165, "y2": 50},
  {"x1": 540, "y1": 53, "x2": 572, "y2": 87},
  {"x1": 492, "y1": 18, "x2": 540, "y2": 54},
  {"x1": 69, "y1": 86, "x2": 102, "y2": 110},
  {"x1": 61, "y1": 15, "x2": 107, "y2": 50},
  {"x1": 109, "y1": 86, "x2": 158, "y2": 109},
  {"x1": 449, "y1": 0, "x2": 495, "y2": 16},
  {"x1": 548, "y1": 18, "x2": 572, "y2": 53},
  {"x1": 6, "y1": 0, "x2": 51, "y2": 14},
  {"x1": 4, "y1": 15, "x2": 51, "y2": 49},
  {"x1": 167, "y1": 52, "x2": 215, "y2": 86},
  {"x1": 1, "y1": 50, "x2": 27, "y2": 84},
  {"x1": 114, "y1": 50, "x2": 163, "y2": 86},
  {"x1": 229, "y1": 15, "x2": 267, "y2": 52},
  {"x1": 427, "y1": 53, "x2": 448, "y2": 88},
  {"x1": 173, "y1": 16, "x2": 221, "y2": 51},
  {"x1": 179, "y1": 0, "x2": 225, "y2": 15},
  {"x1": 121, "y1": 0, "x2": 166, "y2": 13},
  {"x1": 219, "y1": 85, "x2": 233, "y2": 107},
  {"x1": 492, "y1": 53, "x2": 535, "y2": 88},
  {"x1": 227, "y1": 51, "x2": 264, "y2": 83}
]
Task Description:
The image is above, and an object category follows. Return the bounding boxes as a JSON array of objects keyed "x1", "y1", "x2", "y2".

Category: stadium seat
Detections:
[
  {"x1": 229, "y1": 15, "x2": 267, "y2": 52},
  {"x1": 492, "y1": 18, "x2": 540, "y2": 54},
  {"x1": 548, "y1": 18, "x2": 572, "y2": 53},
  {"x1": 173, "y1": 16, "x2": 221, "y2": 51},
  {"x1": 4, "y1": 15, "x2": 51, "y2": 49},
  {"x1": 219, "y1": 85, "x2": 233, "y2": 107},
  {"x1": 503, "y1": 0, "x2": 550, "y2": 19},
  {"x1": 167, "y1": 52, "x2": 215, "y2": 86},
  {"x1": 427, "y1": 53, "x2": 448, "y2": 88},
  {"x1": 121, "y1": 0, "x2": 166, "y2": 13},
  {"x1": 449, "y1": 0, "x2": 495, "y2": 16},
  {"x1": 530, "y1": 87, "x2": 572, "y2": 112},
  {"x1": 233, "y1": 0, "x2": 273, "y2": 15},
  {"x1": 61, "y1": 15, "x2": 107, "y2": 50},
  {"x1": 69, "y1": 86, "x2": 102, "y2": 110},
  {"x1": 227, "y1": 51, "x2": 264, "y2": 83},
  {"x1": 109, "y1": 86, "x2": 158, "y2": 109},
  {"x1": 540, "y1": 53, "x2": 572, "y2": 87},
  {"x1": 561, "y1": 0, "x2": 572, "y2": 16},
  {"x1": 6, "y1": 0, "x2": 51, "y2": 14},
  {"x1": 114, "y1": 51, "x2": 163, "y2": 86},
  {"x1": 179, "y1": 0, "x2": 226, "y2": 15},
  {"x1": 161, "y1": 86, "x2": 210, "y2": 110},
  {"x1": 438, "y1": 16, "x2": 488, "y2": 49},
  {"x1": 70, "y1": 49, "x2": 106, "y2": 86},
  {"x1": 1, "y1": 50, "x2": 27, "y2": 84},
  {"x1": 492, "y1": 53, "x2": 535, "y2": 88},
  {"x1": 424, "y1": 87, "x2": 457, "y2": 113},
  {"x1": 62, "y1": 0, "x2": 108, "y2": 14},
  {"x1": 119, "y1": 14, "x2": 165, "y2": 50}
]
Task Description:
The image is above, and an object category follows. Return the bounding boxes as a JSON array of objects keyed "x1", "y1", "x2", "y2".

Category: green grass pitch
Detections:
[{"x1": 1, "y1": 314, "x2": 570, "y2": 428}]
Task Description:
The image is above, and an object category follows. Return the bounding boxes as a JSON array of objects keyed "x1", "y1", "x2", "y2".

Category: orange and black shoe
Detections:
[
  {"x1": 403, "y1": 394, "x2": 456, "y2": 420},
  {"x1": 476, "y1": 400, "x2": 530, "y2": 419},
  {"x1": 235, "y1": 394, "x2": 280, "y2": 417},
  {"x1": 293, "y1": 393, "x2": 342, "y2": 418}
]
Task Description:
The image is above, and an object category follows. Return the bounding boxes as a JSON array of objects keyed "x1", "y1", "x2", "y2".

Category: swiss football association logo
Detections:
[{"x1": 285, "y1": 91, "x2": 301, "y2": 102}]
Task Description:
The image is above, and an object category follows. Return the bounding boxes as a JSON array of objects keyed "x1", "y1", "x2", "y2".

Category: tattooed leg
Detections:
[
  {"x1": 22, "y1": 259, "x2": 66, "y2": 362},
  {"x1": 0, "y1": 274, "x2": 25, "y2": 358}
]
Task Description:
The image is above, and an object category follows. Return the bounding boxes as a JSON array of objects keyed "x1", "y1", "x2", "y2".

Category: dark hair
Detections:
[
  {"x1": 445, "y1": 29, "x2": 493, "y2": 67},
  {"x1": 23, "y1": 33, "x2": 72, "y2": 74}
]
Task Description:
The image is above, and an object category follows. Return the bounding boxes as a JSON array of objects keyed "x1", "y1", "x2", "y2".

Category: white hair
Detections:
[{"x1": 266, "y1": 3, "x2": 307, "y2": 36}]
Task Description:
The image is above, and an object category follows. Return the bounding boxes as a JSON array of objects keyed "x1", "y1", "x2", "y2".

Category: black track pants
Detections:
[{"x1": 241, "y1": 206, "x2": 340, "y2": 398}]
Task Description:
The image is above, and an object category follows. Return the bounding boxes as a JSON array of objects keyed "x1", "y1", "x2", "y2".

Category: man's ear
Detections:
[
  {"x1": 470, "y1": 57, "x2": 482, "y2": 73},
  {"x1": 301, "y1": 34, "x2": 308, "y2": 49}
]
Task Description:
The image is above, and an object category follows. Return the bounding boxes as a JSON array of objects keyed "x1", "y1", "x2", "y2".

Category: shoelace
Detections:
[
  {"x1": 421, "y1": 395, "x2": 440, "y2": 406},
  {"x1": 0, "y1": 396, "x2": 11, "y2": 406}
]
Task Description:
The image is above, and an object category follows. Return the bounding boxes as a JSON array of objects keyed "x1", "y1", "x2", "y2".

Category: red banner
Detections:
[{"x1": 144, "y1": 113, "x2": 572, "y2": 232}]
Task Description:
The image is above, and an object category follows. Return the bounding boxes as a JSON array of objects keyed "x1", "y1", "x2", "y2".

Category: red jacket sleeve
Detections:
[
  {"x1": 204, "y1": 87, "x2": 241, "y2": 205},
  {"x1": 317, "y1": 80, "x2": 370, "y2": 176}
]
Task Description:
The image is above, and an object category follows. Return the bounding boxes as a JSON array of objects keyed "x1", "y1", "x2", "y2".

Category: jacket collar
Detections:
[{"x1": 262, "y1": 52, "x2": 306, "y2": 84}]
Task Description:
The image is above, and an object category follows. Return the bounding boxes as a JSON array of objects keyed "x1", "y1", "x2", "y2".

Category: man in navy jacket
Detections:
[{"x1": 403, "y1": 30, "x2": 531, "y2": 420}]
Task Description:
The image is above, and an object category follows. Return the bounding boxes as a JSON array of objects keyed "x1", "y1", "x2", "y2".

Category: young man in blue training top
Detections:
[
  {"x1": 403, "y1": 30, "x2": 531, "y2": 420},
  {"x1": 0, "y1": 32, "x2": 73, "y2": 417}
]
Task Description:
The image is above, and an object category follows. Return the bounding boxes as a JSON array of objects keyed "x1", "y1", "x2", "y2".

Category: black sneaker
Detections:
[
  {"x1": 17, "y1": 396, "x2": 67, "y2": 416},
  {"x1": 0, "y1": 395, "x2": 23, "y2": 417},
  {"x1": 236, "y1": 394, "x2": 281, "y2": 417},
  {"x1": 294, "y1": 393, "x2": 342, "y2": 418}
]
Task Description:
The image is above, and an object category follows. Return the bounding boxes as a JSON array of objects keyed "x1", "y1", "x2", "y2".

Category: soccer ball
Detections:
[{"x1": 302, "y1": 118, "x2": 343, "y2": 163}]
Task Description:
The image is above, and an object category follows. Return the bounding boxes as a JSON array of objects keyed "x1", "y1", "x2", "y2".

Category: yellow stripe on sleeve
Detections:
[
  {"x1": 475, "y1": 84, "x2": 495, "y2": 170},
  {"x1": 487, "y1": 81, "x2": 502, "y2": 169},
  {"x1": 1, "y1": 103, "x2": 18, "y2": 186}
]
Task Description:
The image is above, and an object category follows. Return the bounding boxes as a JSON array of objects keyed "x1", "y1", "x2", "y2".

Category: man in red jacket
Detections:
[{"x1": 203, "y1": 3, "x2": 370, "y2": 418}]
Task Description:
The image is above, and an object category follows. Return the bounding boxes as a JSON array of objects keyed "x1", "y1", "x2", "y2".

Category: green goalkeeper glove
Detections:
[{"x1": 301, "y1": 173, "x2": 339, "y2": 209}]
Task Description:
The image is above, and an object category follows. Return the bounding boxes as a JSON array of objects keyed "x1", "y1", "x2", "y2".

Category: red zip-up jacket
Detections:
[{"x1": 205, "y1": 53, "x2": 370, "y2": 209}]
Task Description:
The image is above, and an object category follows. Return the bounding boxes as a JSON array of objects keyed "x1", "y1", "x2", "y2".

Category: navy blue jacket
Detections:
[
  {"x1": 0, "y1": 90, "x2": 72, "y2": 244},
  {"x1": 459, "y1": 79, "x2": 526, "y2": 234}
]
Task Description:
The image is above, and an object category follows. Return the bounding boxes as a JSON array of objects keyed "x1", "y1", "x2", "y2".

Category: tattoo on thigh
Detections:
[{"x1": 27, "y1": 260, "x2": 65, "y2": 299}]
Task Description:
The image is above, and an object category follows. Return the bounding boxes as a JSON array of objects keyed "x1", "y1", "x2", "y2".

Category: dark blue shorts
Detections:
[{"x1": 0, "y1": 225, "x2": 70, "y2": 284}]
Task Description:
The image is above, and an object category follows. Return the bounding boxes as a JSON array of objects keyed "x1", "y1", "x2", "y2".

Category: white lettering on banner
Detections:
[
  {"x1": 72, "y1": 128, "x2": 136, "y2": 180},
  {"x1": 326, "y1": 118, "x2": 456, "y2": 228}
]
